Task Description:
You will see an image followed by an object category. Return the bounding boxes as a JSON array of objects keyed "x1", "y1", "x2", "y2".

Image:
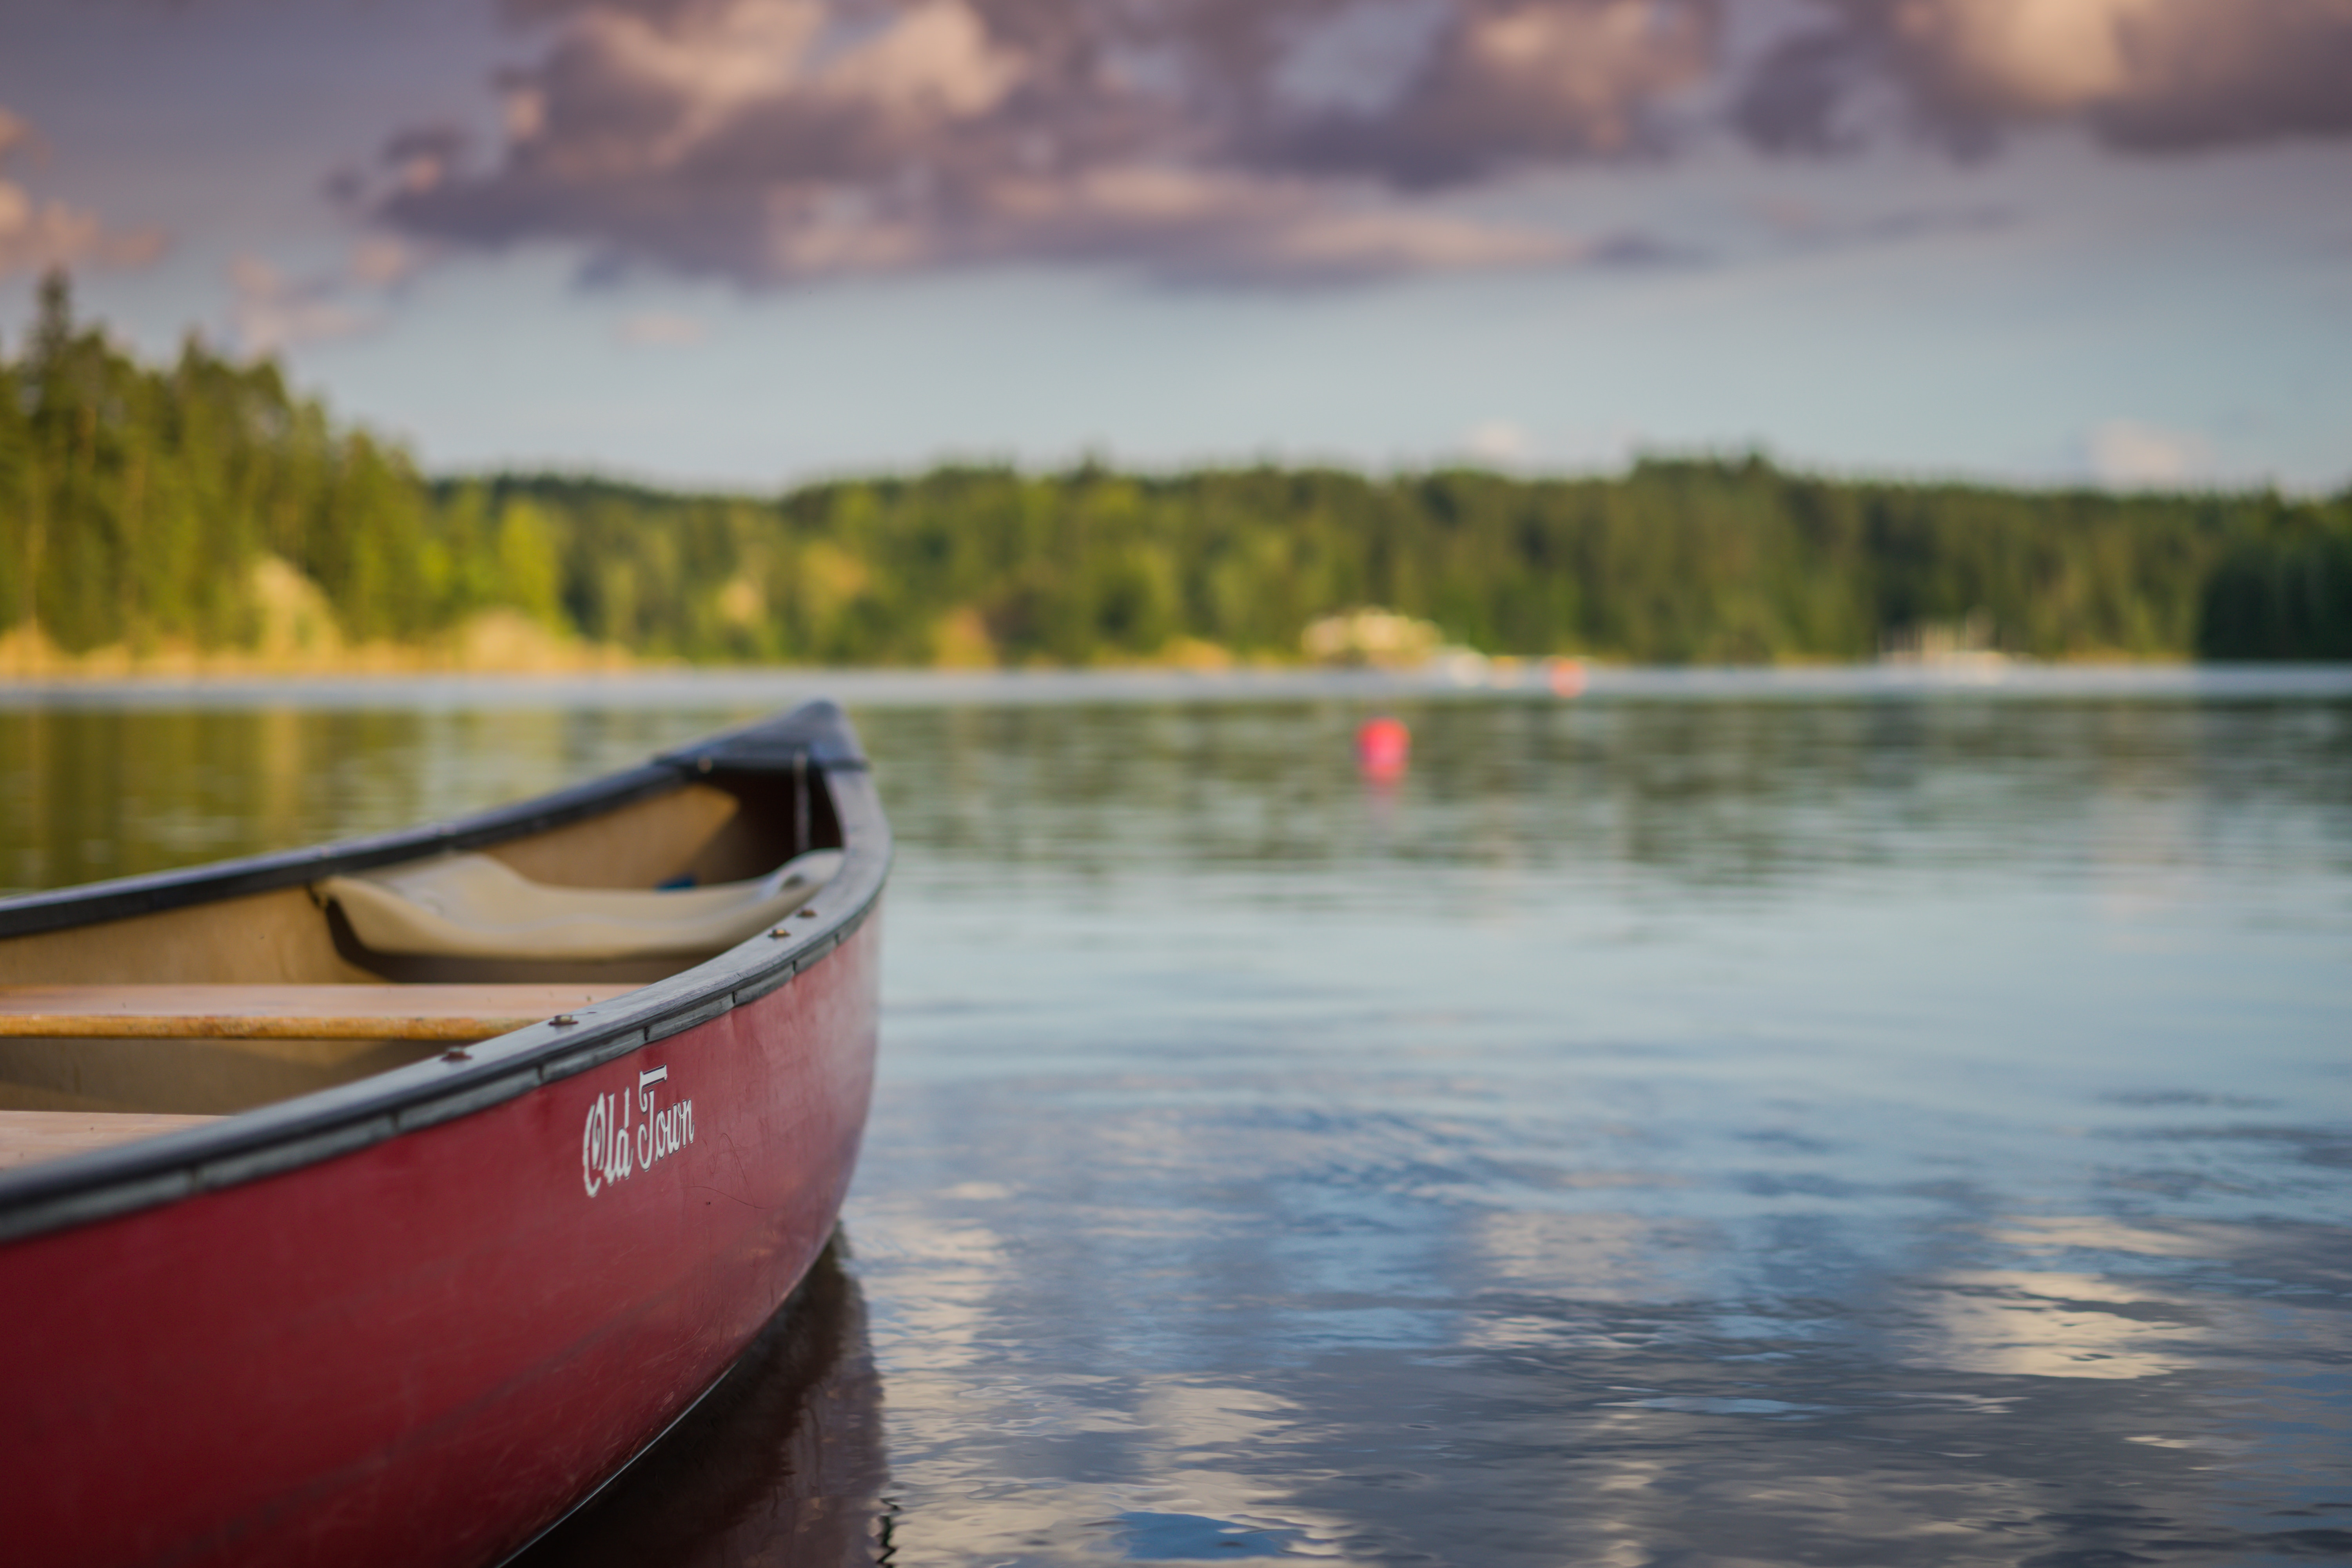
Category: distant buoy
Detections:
[
  {"x1": 1356, "y1": 716, "x2": 1410, "y2": 782},
  {"x1": 1546, "y1": 657, "x2": 1588, "y2": 699}
]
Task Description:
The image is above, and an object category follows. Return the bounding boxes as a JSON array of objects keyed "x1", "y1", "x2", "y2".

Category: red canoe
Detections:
[{"x1": 0, "y1": 701, "x2": 888, "y2": 1567}]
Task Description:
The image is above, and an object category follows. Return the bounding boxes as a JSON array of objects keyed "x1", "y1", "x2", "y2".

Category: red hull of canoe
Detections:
[{"x1": 0, "y1": 915, "x2": 880, "y2": 1568}]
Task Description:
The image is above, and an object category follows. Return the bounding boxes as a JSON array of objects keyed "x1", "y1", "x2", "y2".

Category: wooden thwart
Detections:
[
  {"x1": 0, "y1": 1110, "x2": 223, "y2": 1170},
  {"x1": 0, "y1": 985, "x2": 635, "y2": 1043}
]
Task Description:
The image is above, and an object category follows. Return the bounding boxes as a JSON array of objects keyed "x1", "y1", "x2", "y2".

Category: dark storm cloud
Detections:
[{"x1": 373, "y1": 0, "x2": 2352, "y2": 286}]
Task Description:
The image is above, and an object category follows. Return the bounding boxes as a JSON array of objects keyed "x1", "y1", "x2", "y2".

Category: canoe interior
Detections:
[{"x1": 0, "y1": 768, "x2": 842, "y2": 1133}]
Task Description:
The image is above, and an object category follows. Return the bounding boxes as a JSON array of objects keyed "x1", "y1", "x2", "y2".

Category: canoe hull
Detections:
[{"x1": 0, "y1": 911, "x2": 880, "y2": 1567}]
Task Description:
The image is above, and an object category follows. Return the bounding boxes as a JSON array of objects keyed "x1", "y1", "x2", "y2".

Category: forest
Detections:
[{"x1": 5, "y1": 272, "x2": 2348, "y2": 669}]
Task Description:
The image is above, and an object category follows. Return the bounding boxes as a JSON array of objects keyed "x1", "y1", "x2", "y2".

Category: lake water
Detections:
[{"x1": 4, "y1": 669, "x2": 2348, "y2": 1567}]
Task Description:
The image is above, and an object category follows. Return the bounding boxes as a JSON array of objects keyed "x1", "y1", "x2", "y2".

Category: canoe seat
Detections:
[
  {"x1": 316, "y1": 849, "x2": 842, "y2": 962},
  {"x1": 0, "y1": 1109, "x2": 222, "y2": 1169},
  {"x1": 0, "y1": 984, "x2": 636, "y2": 1042}
]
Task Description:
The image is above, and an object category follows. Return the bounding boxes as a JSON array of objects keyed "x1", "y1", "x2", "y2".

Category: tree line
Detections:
[{"x1": 5, "y1": 273, "x2": 2348, "y2": 667}]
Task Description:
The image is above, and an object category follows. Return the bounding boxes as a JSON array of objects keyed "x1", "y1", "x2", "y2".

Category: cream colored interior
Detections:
[
  {"x1": 319, "y1": 849, "x2": 840, "y2": 962},
  {"x1": 0, "y1": 780, "x2": 812, "y2": 1150}
]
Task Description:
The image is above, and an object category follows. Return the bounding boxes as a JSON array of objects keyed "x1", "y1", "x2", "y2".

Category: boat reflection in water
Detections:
[{"x1": 519, "y1": 1234, "x2": 891, "y2": 1568}]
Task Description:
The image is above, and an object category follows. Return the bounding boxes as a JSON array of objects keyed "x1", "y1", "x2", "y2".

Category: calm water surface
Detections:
[{"x1": 4, "y1": 673, "x2": 2348, "y2": 1567}]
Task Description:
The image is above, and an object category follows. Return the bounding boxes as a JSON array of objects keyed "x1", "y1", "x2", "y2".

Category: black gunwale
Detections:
[{"x1": 0, "y1": 700, "x2": 891, "y2": 1245}]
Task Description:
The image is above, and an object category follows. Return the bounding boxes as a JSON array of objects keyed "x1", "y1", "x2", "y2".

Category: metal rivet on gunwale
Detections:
[
  {"x1": 441, "y1": 1048, "x2": 470, "y2": 1063},
  {"x1": 550, "y1": 1013, "x2": 579, "y2": 1025},
  {"x1": 797, "y1": 907, "x2": 818, "y2": 918}
]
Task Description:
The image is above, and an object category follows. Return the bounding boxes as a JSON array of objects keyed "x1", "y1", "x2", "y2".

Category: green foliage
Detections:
[
  {"x1": 452, "y1": 458, "x2": 2350, "y2": 666},
  {"x1": 2197, "y1": 494, "x2": 2352, "y2": 660},
  {"x1": 5, "y1": 274, "x2": 2348, "y2": 666},
  {"x1": 1, "y1": 273, "x2": 439, "y2": 651},
  {"x1": 492, "y1": 499, "x2": 565, "y2": 628}
]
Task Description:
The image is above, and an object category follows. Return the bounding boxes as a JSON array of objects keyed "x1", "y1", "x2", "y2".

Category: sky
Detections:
[{"x1": 0, "y1": 0, "x2": 2347, "y2": 494}]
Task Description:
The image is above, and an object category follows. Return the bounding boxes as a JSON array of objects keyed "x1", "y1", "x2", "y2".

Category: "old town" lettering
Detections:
[{"x1": 581, "y1": 1065, "x2": 695, "y2": 1197}]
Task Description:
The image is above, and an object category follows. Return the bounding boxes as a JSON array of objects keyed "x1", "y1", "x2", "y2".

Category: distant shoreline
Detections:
[
  {"x1": 11, "y1": 285, "x2": 2345, "y2": 672},
  {"x1": 4, "y1": 661, "x2": 2347, "y2": 712}
]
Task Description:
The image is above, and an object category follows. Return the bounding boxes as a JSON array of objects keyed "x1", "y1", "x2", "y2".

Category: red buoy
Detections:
[
  {"x1": 1546, "y1": 657, "x2": 1588, "y2": 699},
  {"x1": 1356, "y1": 716, "x2": 1410, "y2": 782}
]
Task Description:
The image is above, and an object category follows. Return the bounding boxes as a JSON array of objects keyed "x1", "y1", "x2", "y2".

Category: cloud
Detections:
[
  {"x1": 0, "y1": 108, "x2": 167, "y2": 279},
  {"x1": 1464, "y1": 418, "x2": 1532, "y2": 464},
  {"x1": 1750, "y1": 193, "x2": 2014, "y2": 250},
  {"x1": 231, "y1": 255, "x2": 371, "y2": 353},
  {"x1": 1250, "y1": 0, "x2": 1719, "y2": 187},
  {"x1": 368, "y1": 0, "x2": 2352, "y2": 288},
  {"x1": 349, "y1": 236, "x2": 425, "y2": 288},
  {"x1": 1739, "y1": 0, "x2": 2352, "y2": 156},
  {"x1": 371, "y1": 0, "x2": 1688, "y2": 285},
  {"x1": 2087, "y1": 417, "x2": 2211, "y2": 489},
  {"x1": 229, "y1": 238, "x2": 427, "y2": 353},
  {"x1": 617, "y1": 308, "x2": 707, "y2": 344}
]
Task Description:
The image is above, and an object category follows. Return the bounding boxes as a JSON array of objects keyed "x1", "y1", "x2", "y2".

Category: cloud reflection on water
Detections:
[{"x1": 833, "y1": 693, "x2": 2350, "y2": 1565}]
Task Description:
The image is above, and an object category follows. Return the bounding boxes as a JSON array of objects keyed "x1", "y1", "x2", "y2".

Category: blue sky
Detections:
[{"x1": 2, "y1": 0, "x2": 2347, "y2": 493}]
